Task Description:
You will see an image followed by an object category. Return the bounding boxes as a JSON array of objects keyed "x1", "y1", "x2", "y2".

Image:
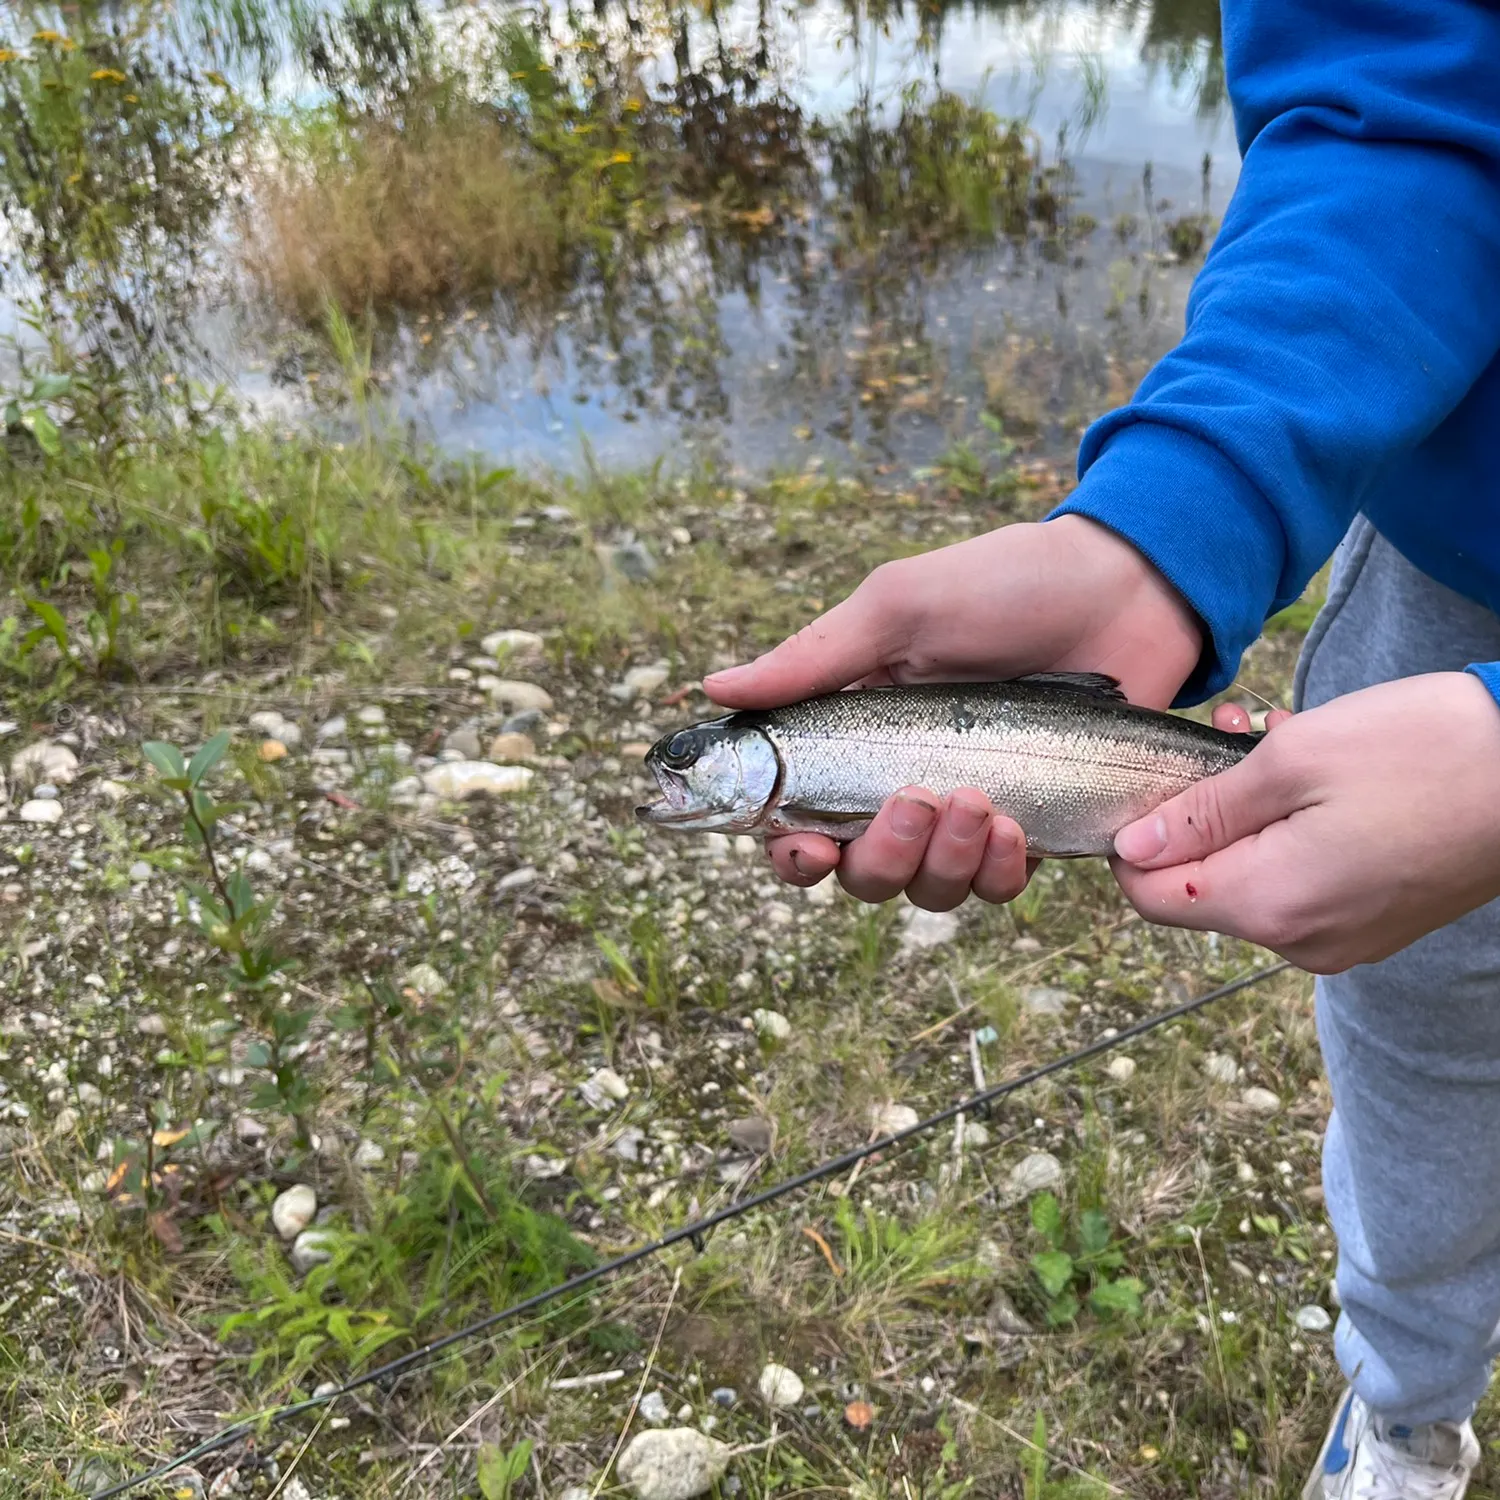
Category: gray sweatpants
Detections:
[{"x1": 1295, "y1": 516, "x2": 1500, "y2": 1425}]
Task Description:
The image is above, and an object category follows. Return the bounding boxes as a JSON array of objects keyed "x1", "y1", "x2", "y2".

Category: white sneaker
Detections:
[{"x1": 1303, "y1": 1389, "x2": 1479, "y2": 1500}]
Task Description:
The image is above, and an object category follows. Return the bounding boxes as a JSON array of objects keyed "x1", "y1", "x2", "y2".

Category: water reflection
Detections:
[{"x1": 0, "y1": 0, "x2": 1231, "y2": 474}]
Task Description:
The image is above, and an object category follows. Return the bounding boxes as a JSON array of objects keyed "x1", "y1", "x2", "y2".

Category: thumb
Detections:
[
  {"x1": 704, "y1": 570, "x2": 911, "y2": 708},
  {"x1": 1114, "y1": 743, "x2": 1292, "y2": 868}
]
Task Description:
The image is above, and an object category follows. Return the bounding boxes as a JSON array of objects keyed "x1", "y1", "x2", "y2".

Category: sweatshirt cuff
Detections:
[
  {"x1": 1048, "y1": 422, "x2": 1289, "y2": 705},
  {"x1": 1465, "y1": 663, "x2": 1500, "y2": 712}
]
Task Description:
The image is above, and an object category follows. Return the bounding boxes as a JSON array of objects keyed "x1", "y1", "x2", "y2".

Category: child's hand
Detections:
[
  {"x1": 704, "y1": 516, "x2": 1203, "y2": 908},
  {"x1": 1113, "y1": 673, "x2": 1500, "y2": 972}
]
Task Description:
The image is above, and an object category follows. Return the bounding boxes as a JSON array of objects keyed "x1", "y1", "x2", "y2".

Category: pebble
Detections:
[
  {"x1": 207, "y1": 1467, "x2": 240, "y2": 1497},
  {"x1": 898, "y1": 906, "x2": 959, "y2": 951},
  {"x1": 443, "y1": 727, "x2": 482, "y2": 759},
  {"x1": 33, "y1": 783, "x2": 58, "y2": 800},
  {"x1": 871, "y1": 1103, "x2": 920, "y2": 1135},
  {"x1": 1022, "y1": 986, "x2": 1070, "y2": 1016},
  {"x1": 234, "y1": 1115, "x2": 269, "y2": 1142},
  {"x1": 482, "y1": 628, "x2": 545, "y2": 661},
  {"x1": 291, "y1": 1228, "x2": 335, "y2": 1274},
  {"x1": 612, "y1": 662, "x2": 670, "y2": 700},
  {"x1": 557, "y1": 1490, "x2": 592, "y2": 1500},
  {"x1": 403, "y1": 963, "x2": 447, "y2": 998},
  {"x1": 1242, "y1": 1086, "x2": 1282, "y2": 1115},
  {"x1": 421, "y1": 761, "x2": 534, "y2": 800},
  {"x1": 478, "y1": 679, "x2": 554, "y2": 713},
  {"x1": 710, "y1": 1388, "x2": 737, "y2": 1408},
  {"x1": 136, "y1": 1013, "x2": 167, "y2": 1036},
  {"x1": 487, "y1": 732, "x2": 537, "y2": 763},
  {"x1": 1205, "y1": 1053, "x2": 1240, "y2": 1084},
  {"x1": 751, "y1": 1009, "x2": 791, "y2": 1041},
  {"x1": 353, "y1": 1139, "x2": 385, "y2": 1168},
  {"x1": 96, "y1": 778, "x2": 130, "y2": 803},
  {"x1": 639, "y1": 1390, "x2": 671, "y2": 1425},
  {"x1": 758, "y1": 1363, "x2": 805, "y2": 1408},
  {"x1": 612, "y1": 1127, "x2": 646, "y2": 1162},
  {"x1": 500, "y1": 708, "x2": 545, "y2": 735},
  {"x1": 124, "y1": 860, "x2": 151, "y2": 883},
  {"x1": 1004, "y1": 1152, "x2": 1064, "y2": 1201},
  {"x1": 19, "y1": 799, "x2": 62, "y2": 824},
  {"x1": 582, "y1": 1068, "x2": 630, "y2": 1107},
  {"x1": 53, "y1": 1107, "x2": 79, "y2": 1136},
  {"x1": 317, "y1": 716, "x2": 346, "y2": 741},
  {"x1": 12, "y1": 740, "x2": 78, "y2": 786},
  {"x1": 356, "y1": 705, "x2": 386, "y2": 726},
  {"x1": 605, "y1": 538, "x2": 659, "y2": 581},
  {"x1": 961, "y1": 1120, "x2": 991, "y2": 1147},
  {"x1": 258, "y1": 740, "x2": 288, "y2": 762},
  {"x1": 271, "y1": 1184, "x2": 317, "y2": 1240},
  {"x1": 726, "y1": 1117, "x2": 775, "y2": 1155},
  {"x1": 1294, "y1": 1304, "x2": 1332, "y2": 1332},
  {"x1": 616, "y1": 1429, "x2": 728, "y2": 1500},
  {"x1": 1107, "y1": 1056, "x2": 1137, "y2": 1083}
]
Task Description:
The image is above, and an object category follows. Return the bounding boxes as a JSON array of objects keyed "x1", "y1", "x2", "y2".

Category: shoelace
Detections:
[{"x1": 1358, "y1": 1438, "x2": 1467, "y2": 1500}]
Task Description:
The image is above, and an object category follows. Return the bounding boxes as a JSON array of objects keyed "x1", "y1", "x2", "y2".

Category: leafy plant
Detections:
[
  {"x1": 1027, "y1": 1192, "x2": 1143, "y2": 1325},
  {"x1": 143, "y1": 733, "x2": 313, "y2": 1143},
  {"x1": 1022, "y1": 1411, "x2": 1112, "y2": 1500},
  {"x1": 477, "y1": 1439, "x2": 534, "y2": 1500},
  {"x1": 3, "y1": 371, "x2": 72, "y2": 455}
]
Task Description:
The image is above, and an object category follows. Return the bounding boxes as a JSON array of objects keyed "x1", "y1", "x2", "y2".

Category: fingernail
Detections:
[
  {"x1": 1115, "y1": 814, "x2": 1168, "y2": 864},
  {"x1": 890, "y1": 793, "x2": 938, "y2": 841},
  {"x1": 983, "y1": 820, "x2": 1021, "y2": 861},
  {"x1": 703, "y1": 663, "x2": 745, "y2": 684},
  {"x1": 946, "y1": 797, "x2": 989, "y2": 841}
]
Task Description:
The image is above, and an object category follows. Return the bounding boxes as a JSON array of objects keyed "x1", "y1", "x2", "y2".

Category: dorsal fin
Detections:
[{"x1": 1012, "y1": 671, "x2": 1127, "y2": 702}]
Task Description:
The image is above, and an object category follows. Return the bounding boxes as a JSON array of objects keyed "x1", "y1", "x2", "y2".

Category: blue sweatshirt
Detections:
[{"x1": 1050, "y1": 0, "x2": 1500, "y2": 708}]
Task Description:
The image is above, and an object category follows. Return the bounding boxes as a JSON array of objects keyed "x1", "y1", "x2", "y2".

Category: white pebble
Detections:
[
  {"x1": 1294, "y1": 1304, "x2": 1332, "y2": 1332},
  {"x1": 420, "y1": 761, "x2": 534, "y2": 800},
  {"x1": 19, "y1": 799, "x2": 62, "y2": 825},
  {"x1": 1107, "y1": 1055, "x2": 1136, "y2": 1083},
  {"x1": 1241, "y1": 1086, "x2": 1282, "y2": 1115},
  {"x1": 271, "y1": 1183, "x2": 317, "y2": 1240},
  {"x1": 758, "y1": 1362, "x2": 805, "y2": 1408}
]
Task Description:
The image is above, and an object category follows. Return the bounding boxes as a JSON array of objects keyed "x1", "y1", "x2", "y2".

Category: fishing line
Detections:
[{"x1": 94, "y1": 959, "x2": 1291, "y2": 1498}]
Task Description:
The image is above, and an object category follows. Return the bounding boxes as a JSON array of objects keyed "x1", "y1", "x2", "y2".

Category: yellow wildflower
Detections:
[
  {"x1": 624, "y1": 98, "x2": 642, "y2": 111},
  {"x1": 32, "y1": 28, "x2": 62, "y2": 42},
  {"x1": 574, "y1": 122, "x2": 595, "y2": 134},
  {"x1": 608, "y1": 151, "x2": 632, "y2": 164},
  {"x1": 0, "y1": 48, "x2": 17, "y2": 63},
  {"x1": 66, "y1": 171, "x2": 82, "y2": 184},
  {"x1": 124, "y1": 92, "x2": 137, "y2": 102},
  {"x1": 90, "y1": 68, "x2": 126, "y2": 83},
  {"x1": 509, "y1": 70, "x2": 528, "y2": 79}
]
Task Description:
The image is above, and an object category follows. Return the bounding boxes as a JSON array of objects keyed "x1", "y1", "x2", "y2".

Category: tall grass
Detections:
[{"x1": 242, "y1": 108, "x2": 565, "y2": 319}]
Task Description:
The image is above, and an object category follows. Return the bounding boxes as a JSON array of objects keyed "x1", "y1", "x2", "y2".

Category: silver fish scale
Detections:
[{"x1": 752, "y1": 681, "x2": 1252, "y2": 856}]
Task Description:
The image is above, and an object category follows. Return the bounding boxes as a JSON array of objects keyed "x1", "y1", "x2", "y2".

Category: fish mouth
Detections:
[{"x1": 634, "y1": 798, "x2": 761, "y2": 832}]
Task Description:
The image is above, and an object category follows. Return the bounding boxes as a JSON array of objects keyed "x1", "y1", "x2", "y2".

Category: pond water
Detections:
[{"x1": 1, "y1": 0, "x2": 1234, "y2": 479}]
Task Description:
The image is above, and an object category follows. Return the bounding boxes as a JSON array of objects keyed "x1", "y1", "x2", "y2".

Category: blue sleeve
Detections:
[{"x1": 1048, "y1": 0, "x2": 1500, "y2": 703}]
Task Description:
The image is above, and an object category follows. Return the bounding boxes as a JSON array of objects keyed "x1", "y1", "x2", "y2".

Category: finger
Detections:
[
  {"x1": 905, "y1": 790, "x2": 996, "y2": 912},
  {"x1": 1113, "y1": 738, "x2": 1297, "y2": 870},
  {"x1": 838, "y1": 787, "x2": 940, "y2": 903},
  {"x1": 1211, "y1": 702, "x2": 1256, "y2": 733},
  {"x1": 1266, "y1": 708, "x2": 1294, "y2": 730},
  {"x1": 767, "y1": 832, "x2": 841, "y2": 886},
  {"x1": 1111, "y1": 817, "x2": 1302, "y2": 941},
  {"x1": 970, "y1": 817, "x2": 1035, "y2": 906},
  {"x1": 703, "y1": 564, "x2": 914, "y2": 707}
]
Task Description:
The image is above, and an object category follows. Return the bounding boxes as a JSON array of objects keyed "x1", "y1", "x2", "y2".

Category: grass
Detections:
[
  {"x1": 0, "y1": 362, "x2": 1398, "y2": 1498},
  {"x1": 243, "y1": 105, "x2": 566, "y2": 321}
]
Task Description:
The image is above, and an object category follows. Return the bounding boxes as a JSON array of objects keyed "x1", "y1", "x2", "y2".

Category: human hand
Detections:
[
  {"x1": 704, "y1": 516, "x2": 1204, "y2": 909},
  {"x1": 1112, "y1": 673, "x2": 1500, "y2": 973}
]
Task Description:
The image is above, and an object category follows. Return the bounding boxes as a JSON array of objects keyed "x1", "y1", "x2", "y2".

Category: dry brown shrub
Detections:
[{"x1": 242, "y1": 112, "x2": 565, "y2": 319}]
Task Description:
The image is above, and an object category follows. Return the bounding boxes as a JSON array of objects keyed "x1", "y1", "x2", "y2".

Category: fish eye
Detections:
[{"x1": 660, "y1": 731, "x2": 701, "y2": 770}]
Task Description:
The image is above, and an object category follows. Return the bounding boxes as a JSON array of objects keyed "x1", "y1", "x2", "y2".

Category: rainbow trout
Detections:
[{"x1": 636, "y1": 673, "x2": 1259, "y2": 857}]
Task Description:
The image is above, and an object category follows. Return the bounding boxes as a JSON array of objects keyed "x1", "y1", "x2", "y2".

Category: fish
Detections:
[{"x1": 635, "y1": 672, "x2": 1260, "y2": 857}]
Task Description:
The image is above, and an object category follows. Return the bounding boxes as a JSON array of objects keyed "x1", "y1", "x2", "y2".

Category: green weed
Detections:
[{"x1": 1026, "y1": 1191, "x2": 1143, "y2": 1325}]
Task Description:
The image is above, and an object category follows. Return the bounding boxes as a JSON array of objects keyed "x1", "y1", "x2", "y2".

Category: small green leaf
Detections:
[
  {"x1": 188, "y1": 730, "x2": 231, "y2": 785},
  {"x1": 21, "y1": 409, "x2": 61, "y2": 456},
  {"x1": 1031, "y1": 1249, "x2": 1075, "y2": 1298},
  {"x1": 142, "y1": 741, "x2": 187, "y2": 781},
  {"x1": 29, "y1": 374, "x2": 73, "y2": 401},
  {"x1": 1088, "y1": 1276, "x2": 1144, "y2": 1318},
  {"x1": 1030, "y1": 1191, "x2": 1062, "y2": 1245},
  {"x1": 24, "y1": 597, "x2": 69, "y2": 651},
  {"x1": 1045, "y1": 1290, "x2": 1080, "y2": 1326},
  {"x1": 1079, "y1": 1208, "x2": 1111, "y2": 1256}
]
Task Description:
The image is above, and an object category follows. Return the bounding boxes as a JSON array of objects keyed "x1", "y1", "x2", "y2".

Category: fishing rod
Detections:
[{"x1": 93, "y1": 959, "x2": 1292, "y2": 1499}]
